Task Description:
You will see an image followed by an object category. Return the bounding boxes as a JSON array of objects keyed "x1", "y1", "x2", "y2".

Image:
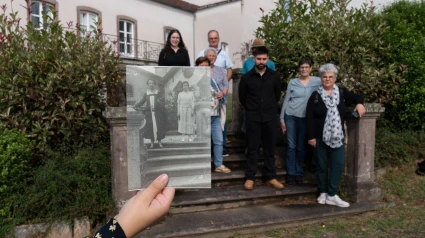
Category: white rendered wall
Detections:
[
  {"x1": 349, "y1": 0, "x2": 396, "y2": 9},
  {"x1": 194, "y1": 0, "x2": 277, "y2": 68},
  {"x1": 0, "y1": 0, "x2": 195, "y2": 64}
]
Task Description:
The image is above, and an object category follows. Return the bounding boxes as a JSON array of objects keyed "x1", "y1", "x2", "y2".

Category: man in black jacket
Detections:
[{"x1": 238, "y1": 46, "x2": 284, "y2": 190}]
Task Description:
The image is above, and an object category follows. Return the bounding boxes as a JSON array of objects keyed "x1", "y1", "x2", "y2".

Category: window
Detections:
[
  {"x1": 77, "y1": 7, "x2": 102, "y2": 37},
  {"x1": 119, "y1": 20, "x2": 134, "y2": 57},
  {"x1": 30, "y1": 1, "x2": 54, "y2": 29},
  {"x1": 221, "y1": 42, "x2": 228, "y2": 52},
  {"x1": 79, "y1": 11, "x2": 98, "y2": 35},
  {"x1": 164, "y1": 27, "x2": 173, "y2": 44}
]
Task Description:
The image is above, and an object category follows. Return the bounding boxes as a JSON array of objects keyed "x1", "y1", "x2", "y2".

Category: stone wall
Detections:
[{"x1": 13, "y1": 217, "x2": 91, "y2": 238}]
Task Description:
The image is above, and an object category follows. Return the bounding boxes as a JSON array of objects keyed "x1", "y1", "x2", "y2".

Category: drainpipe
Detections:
[{"x1": 193, "y1": 13, "x2": 196, "y2": 63}]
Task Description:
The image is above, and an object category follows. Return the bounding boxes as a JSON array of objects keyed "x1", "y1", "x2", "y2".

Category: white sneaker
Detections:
[
  {"x1": 317, "y1": 193, "x2": 327, "y2": 204},
  {"x1": 325, "y1": 195, "x2": 350, "y2": 207}
]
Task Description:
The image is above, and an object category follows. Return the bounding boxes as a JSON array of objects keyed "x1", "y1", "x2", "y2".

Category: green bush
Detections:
[
  {"x1": 0, "y1": 128, "x2": 33, "y2": 221},
  {"x1": 375, "y1": 120, "x2": 425, "y2": 167},
  {"x1": 0, "y1": 5, "x2": 121, "y2": 151},
  {"x1": 256, "y1": 0, "x2": 406, "y2": 104},
  {"x1": 378, "y1": 1, "x2": 425, "y2": 129},
  {"x1": 10, "y1": 145, "x2": 115, "y2": 226}
]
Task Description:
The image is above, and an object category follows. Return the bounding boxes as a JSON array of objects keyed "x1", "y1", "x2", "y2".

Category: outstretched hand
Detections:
[{"x1": 115, "y1": 174, "x2": 175, "y2": 237}]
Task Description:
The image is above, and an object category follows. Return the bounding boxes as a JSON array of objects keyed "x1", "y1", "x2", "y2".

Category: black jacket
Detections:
[
  {"x1": 306, "y1": 88, "x2": 364, "y2": 140},
  {"x1": 239, "y1": 67, "x2": 281, "y2": 122},
  {"x1": 158, "y1": 48, "x2": 190, "y2": 66}
]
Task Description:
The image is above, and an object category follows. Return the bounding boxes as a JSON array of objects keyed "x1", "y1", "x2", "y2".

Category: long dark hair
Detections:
[{"x1": 164, "y1": 29, "x2": 186, "y2": 58}]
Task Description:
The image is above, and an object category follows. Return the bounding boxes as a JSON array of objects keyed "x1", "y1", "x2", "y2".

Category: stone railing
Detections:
[{"x1": 344, "y1": 103, "x2": 385, "y2": 203}]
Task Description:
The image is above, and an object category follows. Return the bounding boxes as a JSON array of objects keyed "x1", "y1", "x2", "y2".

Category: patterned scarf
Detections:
[{"x1": 318, "y1": 85, "x2": 344, "y2": 148}]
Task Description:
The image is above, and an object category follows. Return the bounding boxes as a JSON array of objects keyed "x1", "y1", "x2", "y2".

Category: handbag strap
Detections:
[{"x1": 211, "y1": 77, "x2": 221, "y2": 92}]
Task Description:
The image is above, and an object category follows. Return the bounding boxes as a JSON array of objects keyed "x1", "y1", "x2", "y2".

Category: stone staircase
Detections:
[
  {"x1": 136, "y1": 140, "x2": 383, "y2": 237},
  {"x1": 145, "y1": 140, "x2": 211, "y2": 188}
]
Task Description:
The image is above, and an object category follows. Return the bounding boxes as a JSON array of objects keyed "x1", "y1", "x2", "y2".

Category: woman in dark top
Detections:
[
  {"x1": 306, "y1": 63, "x2": 365, "y2": 208},
  {"x1": 158, "y1": 29, "x2": 190, "y2": 66},
  {"x1": 134, "y1": 79, "x2": 166, "y2": 148}
]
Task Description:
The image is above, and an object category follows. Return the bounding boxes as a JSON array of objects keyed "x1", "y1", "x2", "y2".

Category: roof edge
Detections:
[
  {"x1": 150, "y1": 0, "x2": 199, "y2": 13},
  {"x1": 150, "y1": 0, "x2": 241, "y2": 13}
]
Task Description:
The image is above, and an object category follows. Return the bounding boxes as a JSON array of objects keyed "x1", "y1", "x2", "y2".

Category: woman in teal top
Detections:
[{"x1": 280, "y1": 57, "x2": 321, "y2": 184}]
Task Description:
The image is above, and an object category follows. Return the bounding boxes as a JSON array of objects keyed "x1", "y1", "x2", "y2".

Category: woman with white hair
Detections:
[
  {"x1": 306, "y1": 63, "x2": 366, "y2": 207},
  {"x1": 202, "y1": 48, "x2": 231, "y2": 173}
]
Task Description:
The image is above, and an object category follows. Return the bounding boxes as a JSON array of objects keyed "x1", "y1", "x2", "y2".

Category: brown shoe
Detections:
[
  {"x1": 266, "y1": 179, "x2": 284, "y2": 189},
  {"x1": 244, "y1": 180, "x2": 254, "y2": 190}
]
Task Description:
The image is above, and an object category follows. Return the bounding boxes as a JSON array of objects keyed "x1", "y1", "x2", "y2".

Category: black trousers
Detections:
[{"x1": 245, "y1": 118, "x2": 277, "y2": 181}]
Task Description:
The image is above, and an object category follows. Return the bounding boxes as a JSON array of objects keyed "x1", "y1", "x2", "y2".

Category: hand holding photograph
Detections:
[{"x1": 126, "y1": 66, "x2": 212, "y2": 190}]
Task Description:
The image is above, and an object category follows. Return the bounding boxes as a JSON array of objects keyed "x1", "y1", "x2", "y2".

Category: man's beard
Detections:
[{"x1": 255, "y1": 64, "x2": 266, "y2": 70}]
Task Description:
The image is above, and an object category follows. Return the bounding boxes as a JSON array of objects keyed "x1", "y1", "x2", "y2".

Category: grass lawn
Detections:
[{"x1": 231, "y1": 161, "x2": 425, "y2": 238}]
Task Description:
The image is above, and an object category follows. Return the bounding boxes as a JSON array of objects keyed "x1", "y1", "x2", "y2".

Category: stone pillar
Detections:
[
  {"x1": 229, "y1": 68, "x2": 242, "y2": 135},
  {"x1": 127, "y1": 110, "x2": 148, "y2": 190},
  {"x1": 104, "y1": 107, "x2": 136, "y2": 208},
  {"x1": 344, "y1": 103, "x2": 385, "y2": 203}
]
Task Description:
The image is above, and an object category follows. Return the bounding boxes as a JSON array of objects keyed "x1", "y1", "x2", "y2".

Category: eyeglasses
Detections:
[
  {"x1": 299, "y1": 66, "x2": 311, "y2": 69},
  {"x1": 209, "y1": 37, "x2": 219, "y2": 40}
]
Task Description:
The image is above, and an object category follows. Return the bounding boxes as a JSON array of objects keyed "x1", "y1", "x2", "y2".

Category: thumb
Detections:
[{"x1": 142, "y1": 174, "x2": 169, "y2": 203}]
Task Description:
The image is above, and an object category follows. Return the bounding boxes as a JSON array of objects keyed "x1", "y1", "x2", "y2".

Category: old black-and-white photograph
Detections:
[{"x1": 126, "y1": 66, "x2": 212, "y2": 190}]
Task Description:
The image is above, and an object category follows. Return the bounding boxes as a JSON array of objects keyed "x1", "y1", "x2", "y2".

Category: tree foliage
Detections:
[
  {"x1": 256, "y1": 0, "x2": 406, "y2": 104},
  {"x1": 378, "y1": 0, "x2": 425, "y2": 129},
  {"x1": 0, "y1": 128, "x2": 33, "y2": 221},
  {"x1": 0, "y1": 5, "x2": 121, "y2": 150}
]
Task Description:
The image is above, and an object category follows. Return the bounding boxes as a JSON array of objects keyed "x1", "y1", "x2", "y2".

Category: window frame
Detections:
[
  {"x1": 29, "y1": 0, "x2": 57, "y2": 30},
  {"x1": 76, "y1": 6, "x2": 102, "y2": 36},
  {"x1": 79, "y1": 11, "x2": 99, "y2": 36},
  {"x1": 117, "y1": 16, "x2": 138, "y2": 59},
  {"x1": 163, "y1": 26, "x2": 174, "y2": 44}
]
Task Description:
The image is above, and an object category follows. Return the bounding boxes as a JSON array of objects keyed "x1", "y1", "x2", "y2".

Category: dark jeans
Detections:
[
  {"x1": 284, "y1": 114, "x2": 306, "y2": 176},
  {"x1": 245, "y1": 118, "x2": 277, "y2": 181},
  {"x1": 315, "y1": 137, "x2": 345, "y2": 196}
]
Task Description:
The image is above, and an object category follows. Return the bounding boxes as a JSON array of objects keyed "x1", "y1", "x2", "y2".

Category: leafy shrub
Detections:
[
  {"x1": 256, "y1": 0, "x2": 406, "y2": 104},
  {"x1": 0, "y1": 5, "x2": 121, "y2": 151},
  {"x1": 378, "y1": 0, "x2": 425, "y2": 129},
  {"x1": 0, "y1": 128, "x2": 33, "y2": 222},
  {"x1": 375, "y1": 120, "x2": 425, "y2": 167},
  {"x1": 11, "y1": 145, "x2": 115, "y2": 225}
]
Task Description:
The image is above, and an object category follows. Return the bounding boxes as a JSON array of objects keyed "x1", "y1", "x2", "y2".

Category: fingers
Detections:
[
  {"x1": 162, "y1": 187, "x2": 175, "y2": 200},
  {"x1": 151, "y1": 188, "x2": 175, "y2": 209},
  {"x1": 355, "y1": 104, "x2": 366, "y2": 117},
  {"x1": 280, "y1": 122, "x2": 286, "y2": 133},
  {"x1": 142, "y1": 174, "x2": 169, "y2": 203}
]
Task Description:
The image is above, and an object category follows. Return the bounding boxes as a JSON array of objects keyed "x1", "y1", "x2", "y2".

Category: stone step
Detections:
[
  {"x1": 138, "y1": 203, "x2": 385, "y2": 237},
  {"x1": 211, "y1": 168, "x2": 287, "y2": 187},
  {"x1": 167, "y1": 174, "x2": 211, "y2": 188},
  {"x1": 216, "y1": 153, "x2": 272, "y2": 169},
  {"x1": 171, "y1": 183, "x2": 317, "y2": 214},
  {"x1": 147, "y1": 147, "x2": 210, "y2": 156},
  {"x1": 147, "y1": 154, "x2": 211, "y2": 167},
  {"x1": 145, "y1": 162, "x2": 210, "y2": 180},
  {"x1": 154, "y1": 141, "x2": 210, "y2": 148}
]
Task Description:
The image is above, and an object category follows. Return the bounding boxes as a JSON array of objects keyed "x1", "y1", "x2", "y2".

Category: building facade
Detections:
[{"x1": 1, "y1": 0, "x2": 395, "y2": 67}]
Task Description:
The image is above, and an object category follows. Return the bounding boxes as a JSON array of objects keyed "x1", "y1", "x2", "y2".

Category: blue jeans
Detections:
[
  {"x1": 284, "y1": 114, "x2": 306, "y2": 176},
  {"x1": 211, "y1": 116, "x2": 223, "y2": 168}
]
